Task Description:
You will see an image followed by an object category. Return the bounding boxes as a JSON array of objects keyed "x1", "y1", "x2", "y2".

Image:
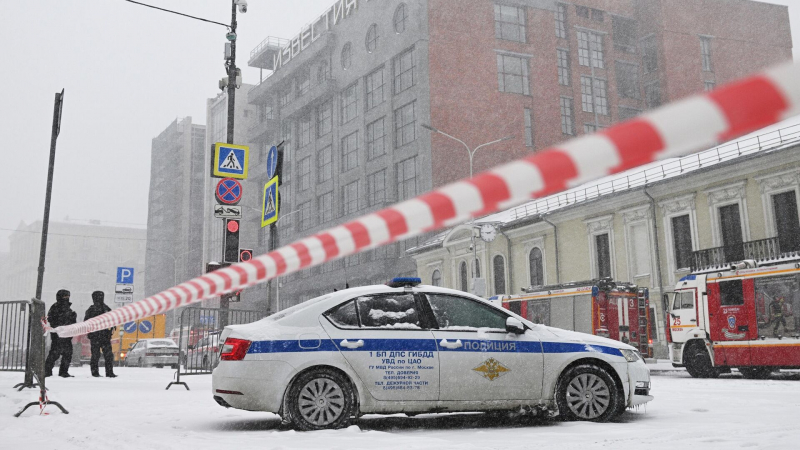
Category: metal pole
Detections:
[
  {"x1": 220, "y1": 1, "x2": 238, "y2": 316},
  {"x1": 35, "y1": 90, "x2": 64, "y2": 301}
]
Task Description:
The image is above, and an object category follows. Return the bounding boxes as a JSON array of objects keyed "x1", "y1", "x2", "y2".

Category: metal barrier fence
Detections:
[
  {"x1": 0, "y1": 301, "x2": 30, "y2": 373},
  {"x1": 166, "y1": 307, "x2": 264, "y2": 390}
]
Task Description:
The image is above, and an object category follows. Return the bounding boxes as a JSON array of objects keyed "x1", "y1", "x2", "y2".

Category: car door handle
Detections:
[
  {"x1": 439, "y1": 339, "x2": 463, "y2": 349},
  {"x1": 340, "y1": 339, "x2": 364, "y2": 349}
]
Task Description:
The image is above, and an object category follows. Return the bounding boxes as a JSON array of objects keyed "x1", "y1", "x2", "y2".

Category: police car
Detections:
[{"x1": 212, "y1": 278, "x2": 652, "y2": 430}]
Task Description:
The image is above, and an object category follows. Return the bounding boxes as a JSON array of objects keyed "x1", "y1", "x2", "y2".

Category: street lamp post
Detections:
[{"x1": 421, "y1": 124, "x2": 514, "y2": 179}]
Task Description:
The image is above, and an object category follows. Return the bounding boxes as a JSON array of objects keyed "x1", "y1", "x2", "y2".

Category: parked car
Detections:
[
  {"x1": 212, "y1": 278, "x2": 652, "y2": 430},
  {"x1": 186, "y1": 332, "x2": 221, "y2": 370},
  {"x1": 125, "y1": 339, "x2": 179, "y2": 369}
]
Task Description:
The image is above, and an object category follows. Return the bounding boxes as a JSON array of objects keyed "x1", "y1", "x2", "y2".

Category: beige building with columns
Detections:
[{"x1": 409, "y1": 123, "x2": 800, "y2": 358}]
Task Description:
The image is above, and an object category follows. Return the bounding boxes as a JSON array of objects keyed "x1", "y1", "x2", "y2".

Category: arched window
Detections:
[
  {"x1": 394, "y1": 3, "x2": 408, "y2": 34},
  {"x1": 341, "y1": 42, "x2": 353, "y2": 70},
  {"x1": 529, "y1": 247, "x2": 544, "y2": 287},
  {"x1": 365, "y1": 24, "x2": 379, "y2": 53},
  {"x1": 431, "y1": 269, "x2": 441, "y2": 287},
  {"x1": 493, "y1": 255, "x2": 506, "y2": 295},
  {"x1": 459, "y1": 261, "x2": 468, "y2": 292},
  {"x1": 474, "y1": 258, "x2": 481, "y2": 278}
]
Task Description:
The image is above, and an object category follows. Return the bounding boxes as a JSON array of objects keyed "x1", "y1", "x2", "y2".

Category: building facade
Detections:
[
  {"x1": 145, "y1": 117, "x2": 206, "y2": 329},
  {"x1": 410, "y1": 124, "x2": 800, "y2": 358},
  {"x1": 245, "y1": 0, "x2": 792, "y2": 308},
  {"x1": 2, "y1": 220, "x2": 147, "y2": 315}
]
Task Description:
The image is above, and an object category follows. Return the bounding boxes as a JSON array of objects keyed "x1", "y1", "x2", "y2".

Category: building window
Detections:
[
  {"x1": 317, "y1": 99, "x2": 332, "y2": 137},
  {"x1": 704, "y1": 81, "x2": 716, "y2": 92},
  {"x1": 319, "y1": 191, "x2": 333, "y2": 224},
  {"x1": 642, "y1": 36, "x2": 658, "y2": 73},
  {"x1": 718, "y1": 203, "x2": 744, "y2": 261},
  {"x1": 595, "y1": 233, "x2": 612, "y2": 278},
  {"x1": 772, "y1": 190, "x2": 800, "y2": 253},
  {"x1": 580, "y1": 76, "x2": 593, "y2": 113},
  {"x1": 496, "y1": 53, "x2": 530, "y2": 95},
  {"x1": 367, "y1": 169, "x2": 386, "y2": 207},
  {"x1": 394, "y1": 101, "x2": 417, "y2": 147},
  {"x1": 318, "y1": 60, "x2": 330, "y2": 83},
  {"x1": 341, "y1": 42, "x2": 353, "y2": 70},
  {"x1": 576, "y1": 5, "x2": 589, "y2": 18},
  {"x1": 557, "y1": 48, "x2": 571, "y2": 86},
  {"x1": 494, "y1": 4, "x2": 526, "y2": 43},
  {"x1": 394, "y1": 3, "x2": 408, "y2": 34},
  {"x1": 619, "y1": 106, "x2": 641, "y2": 121},
  {"x1": 615, "y1": 62, "x2": 640, "y2": 99},
  {"x1": 555, "y1": 3, "x2": 567, "y2": 39},
  {"x1": 560, "y1": 97, "x2": 575, "y2": 135},
  {"x1": 367, "y1": 117, "x2": 386, "y2": 160},
  {"x1": 612, "y1": 16, "x2": 637, "y2": 53},
  {"x1": 299, "y1": 114, "x2": 312, "y2": 147},
  {"x1": 341, "y1": 131, "x2": 359, "y2": 172},
  {"x1": 317, "y1": 145, "x2": 332, "y2": 183},
  {"x1": 394, "y1": 47, "x2": 416, "y2": 95},
  {"x1": 700, "y1": 36, "x2": 713, "y2": 72},
  {"x1": 279, "y1": 89, "x2": 291, "y2": 107},
  {"x1": 672, "y1": 214, "x2": 694, "y2": 270},
  {"x1": 259, "y1": 103, "x2": 274, "y2": 122},
  {"x1": 459, "y1": 261, "x2": 468, "y2": 292},
  {"x1": 524, "y1": 108, "x2": 534, "y2": 147},
  {"x1": 341, "y1": 82, "x2": 358, "y2": 124},
  {"x1": 396, "y1": 156, "x2": 417, "y2": 201},
  {"x1": 591, "y1": 8, "x2": 604, "y2": 22},
  {"x1": 297, "y1": 69, "x2": 311, "y2": 97},
  {"x1": 343, "y1": 180, "x2": 360, "y2": 215},
  {"x1": 365, "y1": 67, "x2": 385, "y2": 111},
  {"x1": 580, "y1": 76, "x2": 608, "y2": 115},
  {"x1": 577, "y1": 31, "x2": 604, "y2": 68},
  {"x1": 645, "y1": 81, "x2": 661, "y2": 109},
  {"x1": 365, "y1": 24, "x2": 379, "y2": 53},
  {"x1": 493, "y1": 255, "x2": 506, "y2": 295},
  {"x1": 297, "y1": 201, "x2": 312, "y2": 231},
  {"x1": 529, "y1": 247, "x2": 543, "y2": 286},
  {"x1": 432, "y1": 269, "x2": 442, "y2": 287},
  {"x1": 298, "y1": 156, "x2": 312, "y2": 191}
]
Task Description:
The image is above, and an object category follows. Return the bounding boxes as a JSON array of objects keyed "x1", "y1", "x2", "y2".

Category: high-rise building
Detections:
[
  {"x1": 244, "y1": 0, "x2": 792, "y2": 308},
  {"x1": 145, "y1": 117, "x2": 206, "y2": 329},
  {"x1": 2, "y1": 220, "x2": 146, "y2": 314}
]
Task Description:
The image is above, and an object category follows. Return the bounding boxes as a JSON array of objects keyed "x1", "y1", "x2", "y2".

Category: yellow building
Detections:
[{"x1": 410, "y1": 124, "x2": 800, "y2": 358}]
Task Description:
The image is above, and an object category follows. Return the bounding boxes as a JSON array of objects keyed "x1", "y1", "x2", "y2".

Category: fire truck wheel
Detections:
[
  {"x1": 739, "y1": 367, "x2": 773, "y2": 379},
  {"x1": 684, "y1": 343, "x2": 718, "y2": 379},
  {"x1": 556, "y1": 364, "x2": 620, "y2": 422}
]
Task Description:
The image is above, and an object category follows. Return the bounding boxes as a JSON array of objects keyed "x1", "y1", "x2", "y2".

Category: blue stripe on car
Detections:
[{"x1": 247, "y1": 338, "x2": 622, "y2": 357}]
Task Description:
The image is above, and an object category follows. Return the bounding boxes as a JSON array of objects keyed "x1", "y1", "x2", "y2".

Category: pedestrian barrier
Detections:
[
  {"x1": 0, "y1": 300, "x2": 30, "y2": 375},
  {"x1": 166, "y1": 307, "x2": 264, "y2": 390},
  {"x1": 48, "y1": 61, "x2": 800, "y2": 343}
]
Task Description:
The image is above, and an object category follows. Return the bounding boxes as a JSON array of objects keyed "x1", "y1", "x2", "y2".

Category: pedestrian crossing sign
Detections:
[
  {"x1": 262, "y1": 177, "x2": 279, "y2": 227},
  {"x1": 213, "y1": 143, "x2": 249, "y2": 179}
]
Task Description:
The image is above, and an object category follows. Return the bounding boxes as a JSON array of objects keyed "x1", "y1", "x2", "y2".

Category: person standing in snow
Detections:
[
  {"x1": 44, "y1": 289, "x2": 77, "y2": 378},
  {"x1": 84, "y1": 291, "x2": 117, "y2": 378}
]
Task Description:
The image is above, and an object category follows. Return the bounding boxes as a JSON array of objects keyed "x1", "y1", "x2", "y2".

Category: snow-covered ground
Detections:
[{"x1": 2, "y1": 367, "x2": 800, "y2": 450}]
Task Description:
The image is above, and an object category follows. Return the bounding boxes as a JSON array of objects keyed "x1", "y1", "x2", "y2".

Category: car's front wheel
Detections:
[
  {"x1": 287, "y1": 368, "x2": 356, "y2": 431},
  {"x1": 556, "y1": 364, "x2": 621, "y2": 422}
]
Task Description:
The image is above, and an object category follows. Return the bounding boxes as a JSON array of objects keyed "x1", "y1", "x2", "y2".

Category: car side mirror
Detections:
[{"x1": 506, "y1": 317, "x2": 525, "y2": 334}]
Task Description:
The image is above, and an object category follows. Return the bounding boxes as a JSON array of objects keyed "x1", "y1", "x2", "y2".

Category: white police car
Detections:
[{"x1": 212, "y1": 278, "x2": 652, "y2": 430}]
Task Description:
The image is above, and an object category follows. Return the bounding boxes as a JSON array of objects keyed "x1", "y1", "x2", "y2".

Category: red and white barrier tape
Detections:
[{"x1": 52, "y1": 61, "x2": 800, "y2": 338}]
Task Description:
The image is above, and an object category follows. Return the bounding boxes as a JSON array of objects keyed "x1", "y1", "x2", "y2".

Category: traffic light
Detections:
[
  {"x1": 239, "y1": 248, "x2": 253, "y2": 262},
  {"x1": 224, "y1": 219, "x2": 240, "y2": 263}
]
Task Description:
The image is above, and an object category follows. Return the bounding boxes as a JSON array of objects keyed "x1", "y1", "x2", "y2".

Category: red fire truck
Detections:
[
  {"x1": 665, "y1": 258, "x2": 800, "y2": 379},
  {"x1": 500, "y1": 279, "x2": 653, "y2": 357}
]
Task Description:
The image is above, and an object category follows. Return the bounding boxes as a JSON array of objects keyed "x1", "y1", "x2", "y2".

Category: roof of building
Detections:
[{"x1": 408, "y1": 120, "x2": 800, "y2": 255}]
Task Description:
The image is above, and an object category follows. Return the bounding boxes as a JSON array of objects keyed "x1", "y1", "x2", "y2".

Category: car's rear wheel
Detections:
[
  {"x1": 287, "y1": 368, "x2": 355, "y2": 431},
  {"x1": 556, "y1": 364, "x2": 620, "y2": 422}
]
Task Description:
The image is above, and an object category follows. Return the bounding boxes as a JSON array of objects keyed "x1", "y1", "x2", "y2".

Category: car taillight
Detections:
[{"x1": 220, "y1": 338, "x2": 251, "y2": 361}]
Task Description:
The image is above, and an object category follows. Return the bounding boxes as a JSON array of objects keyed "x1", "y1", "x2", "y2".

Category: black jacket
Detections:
[
  {"x1": 47, "y1": 299, "x2": 77, "y2": 329},
  {"x1": 84, "y1": 303, "x2": 114, "y2": 340}
]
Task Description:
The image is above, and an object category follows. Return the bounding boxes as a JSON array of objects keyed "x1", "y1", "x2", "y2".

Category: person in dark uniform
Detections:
[
  {"x1": 44, "y1": 289, "x2": 77, "y2": 378},
  {"x1": 84, "y1": 291, "x2": 117, "y2": 378}
]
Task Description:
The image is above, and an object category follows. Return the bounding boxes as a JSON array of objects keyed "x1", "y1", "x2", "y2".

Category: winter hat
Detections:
[
  {"x1": 56, "y1": 289, "x2": 71, "y2": 301},
  {"x1": 92, "y1": 291, "x2": 105, "y2": 303}
]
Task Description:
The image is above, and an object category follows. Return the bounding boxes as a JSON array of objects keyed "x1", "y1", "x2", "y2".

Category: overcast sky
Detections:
[{"x1": 0, "y1": 0, "x2": 798, "y2": 253}]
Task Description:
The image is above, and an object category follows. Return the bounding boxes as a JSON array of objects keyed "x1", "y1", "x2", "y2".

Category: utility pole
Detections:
[{"x1": 35, "y1": 90, "x2": 65, "y2": 301}]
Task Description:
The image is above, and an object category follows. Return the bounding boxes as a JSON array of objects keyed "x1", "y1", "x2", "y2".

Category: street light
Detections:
[{"x1": 421, "y1": 124, "x2": 514, "y2": 178}]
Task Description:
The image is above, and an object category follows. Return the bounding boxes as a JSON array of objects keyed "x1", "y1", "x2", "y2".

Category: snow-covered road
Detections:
[{"x1": 2, "y1": 368, "x2": 799, "y2": 449}]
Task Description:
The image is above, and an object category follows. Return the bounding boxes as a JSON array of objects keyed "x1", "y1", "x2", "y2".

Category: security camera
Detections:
[{"x1": 235, "y1": 0, "x2": 248, "y2": 13}]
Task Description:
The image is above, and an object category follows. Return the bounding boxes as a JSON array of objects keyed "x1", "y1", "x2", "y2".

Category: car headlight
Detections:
[{"x1": 620, "y1": 349, "x2": 641, "y2": 363}]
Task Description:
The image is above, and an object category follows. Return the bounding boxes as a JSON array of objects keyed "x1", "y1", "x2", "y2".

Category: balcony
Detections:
[
  {"x1": 248, "y1": 36, "x2": 290, "y2": 70},
  {"x1": 692, "y1": 237, "x2": 781, "y2": 271},
  {"x1": 280, "y1": 78, "x2": 338, "y2": 120},
  {"x1": 248, "y1": 116, "x2": 278, "y2": 143}
]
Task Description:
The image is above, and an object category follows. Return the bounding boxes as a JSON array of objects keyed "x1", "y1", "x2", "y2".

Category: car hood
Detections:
[{"x1": 535, "y1": 325, "x2": 637, "y2": 352}]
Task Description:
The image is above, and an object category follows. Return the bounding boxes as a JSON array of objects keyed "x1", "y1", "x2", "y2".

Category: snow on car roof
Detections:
[{"x1": 409, "y1": 121, "x2": 800, "y2": 253}]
